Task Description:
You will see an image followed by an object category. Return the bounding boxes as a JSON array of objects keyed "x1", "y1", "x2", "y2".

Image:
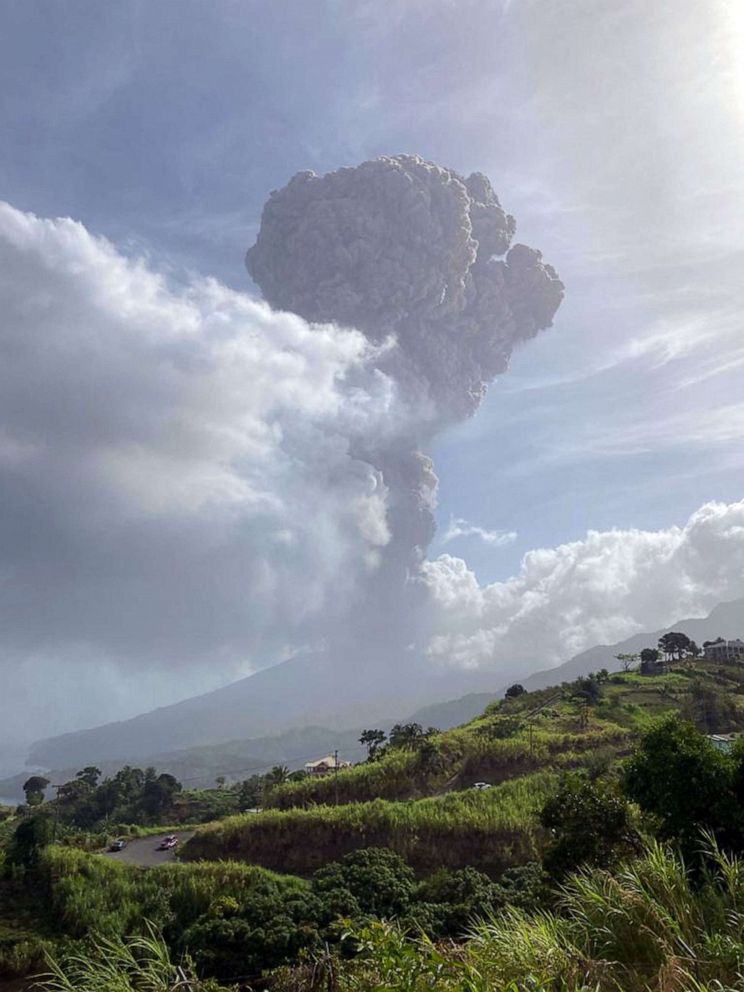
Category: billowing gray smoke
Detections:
[
  {"x1": 247, "y1": 155, "x2": 563, "y2": 674},
  {"x1": 247, "y1": 155, "x2": 563, "y2": 420}
]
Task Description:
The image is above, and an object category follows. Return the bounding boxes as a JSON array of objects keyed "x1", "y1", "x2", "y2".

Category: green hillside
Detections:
[
  {"x1": 6, "y1": 653, "x2": 744, "y2": 988},
  {"x1": 180, "y1": 657, "x2": 744, "y2": 873}
]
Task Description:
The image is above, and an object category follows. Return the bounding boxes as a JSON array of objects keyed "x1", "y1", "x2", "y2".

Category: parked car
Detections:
[
  {"x1": 109, "y1": 838, "x2": 127, "y2": 852},
  {"x1": 157, "y1": 834, "x2": 179, "y2": 851},
  {"x1": 472, "y1": 782, "x2": 491, "y2": 791}
]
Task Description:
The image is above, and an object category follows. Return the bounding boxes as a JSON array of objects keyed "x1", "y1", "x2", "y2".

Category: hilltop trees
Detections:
[
  {"x1": 388, "y1": 723, "x2": 438, "y2": 751},
  {"x1": 505, "y1": 683, "x2": 525, "y2": 699},
  {"x1": 360, "y1": 729, "x2": 387, "y2": 761},
  {"x1": 22, "y1": 775, "x2": 50, "y2": 807},
  {"x1": 614, "y1": 652, "x2": 638, "y2": 672},
  {"x1": 658, "y1": 631, "x2": 693, "y2": 661}
]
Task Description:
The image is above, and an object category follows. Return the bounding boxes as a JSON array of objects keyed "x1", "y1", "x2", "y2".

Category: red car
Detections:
[{"x1": 157, "y1": 834, "x2": 179, "y2": 851}]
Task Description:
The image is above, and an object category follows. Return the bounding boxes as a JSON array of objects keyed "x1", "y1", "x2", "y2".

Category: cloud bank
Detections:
[
  {"x1": 423, "y1": 499, "x2": 744, "y2": 672},
  {"x1": 0, "y1": 200, "x2": 411, "y2": 737}
]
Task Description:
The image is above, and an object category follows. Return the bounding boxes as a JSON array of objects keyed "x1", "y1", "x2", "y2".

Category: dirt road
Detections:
[{"x1": 102, "y1": 831, "x2": 194, "y2": 866}]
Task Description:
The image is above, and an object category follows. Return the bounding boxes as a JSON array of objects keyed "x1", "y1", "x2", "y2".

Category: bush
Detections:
[
  {"x1": 313, "y1": 848, "x2": 415, "y2": 922},
  {"x1": 540, "y1": 775, "x2": 639, "y2": 879}
]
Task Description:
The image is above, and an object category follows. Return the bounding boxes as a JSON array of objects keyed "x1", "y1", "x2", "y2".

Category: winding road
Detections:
[{"x1": 102, "y1": 831, "x2": 194, "y2": 866}]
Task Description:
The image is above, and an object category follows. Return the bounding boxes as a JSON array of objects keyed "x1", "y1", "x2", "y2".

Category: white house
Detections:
[
  {"x1": 304, "y1": 754, "x2": 352, "y2": 777},
  {"x1": 703, "y1": 639, "x2": 744, "y2": 663}
]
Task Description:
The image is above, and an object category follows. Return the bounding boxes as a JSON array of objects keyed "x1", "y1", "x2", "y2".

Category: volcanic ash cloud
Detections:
[
  {"x1": 247, "y1": 155, "x2": 564, "y2": 670},
  {"x1": 247, "y1": 155, "x2": 564, "y2": 422}
]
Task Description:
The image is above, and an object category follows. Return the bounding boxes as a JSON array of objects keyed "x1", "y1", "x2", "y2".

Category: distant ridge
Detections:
[{"x1": 520, "y1": 597, "x2": 744, "y2": 691}]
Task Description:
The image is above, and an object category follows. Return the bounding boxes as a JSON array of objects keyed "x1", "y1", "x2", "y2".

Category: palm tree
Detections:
[{"x1": 265, "y1": 765, "x2": 290, "y2": 787}]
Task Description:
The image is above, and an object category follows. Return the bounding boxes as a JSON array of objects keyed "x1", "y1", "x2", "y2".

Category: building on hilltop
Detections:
[
  {"x1": 304, "y1": 754, "x2": 352, "y2": 777},
  {"x1": 703, "y1": 639, "x2": 744, "y2": 663}
]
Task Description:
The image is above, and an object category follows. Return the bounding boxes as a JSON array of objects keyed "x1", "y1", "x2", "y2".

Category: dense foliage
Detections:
[{"x1": 8, "y1": 657, "x2": 744, "y2": 988}]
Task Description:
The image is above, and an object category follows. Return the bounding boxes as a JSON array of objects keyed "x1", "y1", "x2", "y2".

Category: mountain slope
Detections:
[
  {"x1": 28, "y1": 598, "x2": 744, "y2": 770},
  {"x1": 27, "y1": 653, "x2": 503, "y2": 770}
]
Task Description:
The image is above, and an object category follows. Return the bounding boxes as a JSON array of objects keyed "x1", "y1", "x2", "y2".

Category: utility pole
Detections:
[
  {"x1": 333, "y1": 749, "x2": 339, "y2": 807},
  {"x1": 52, "y1": 784, "x2": 63, "y2": 842}
]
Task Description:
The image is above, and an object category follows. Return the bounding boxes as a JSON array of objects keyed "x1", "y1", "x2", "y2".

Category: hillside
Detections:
[
  {"x1": 0, "y1": 693, "x2": 505, "y2": 803},
  {"x1": 5, "y1": 651, "x2": 744, "y2": 989},
  {"x1": 180, "y1": 652, "x2": 744, "y2": 875},
  {"x1": 28, "y1": 652, "x2": 504, "y2": 769}
]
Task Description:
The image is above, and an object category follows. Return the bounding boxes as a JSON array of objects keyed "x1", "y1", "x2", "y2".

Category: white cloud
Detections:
[
  {"x1": 0, "y1": 202, "x2": 408, "y2": 738},
  {"x1": 442, "y1": 516, "x2": 517, "y2": 548},
  {"x1": 422, "y1": 499, "x2": 744, "y2": 672}
]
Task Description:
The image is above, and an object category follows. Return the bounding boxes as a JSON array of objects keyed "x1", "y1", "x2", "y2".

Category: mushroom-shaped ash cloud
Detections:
[{"x1": 247, "y1": 154, "x2": 564, "y2": 420}]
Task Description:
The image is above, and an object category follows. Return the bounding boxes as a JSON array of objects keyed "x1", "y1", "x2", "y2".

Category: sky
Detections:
[{"x1": 1, "y1": 0, "x2": 743, "y2": 749}]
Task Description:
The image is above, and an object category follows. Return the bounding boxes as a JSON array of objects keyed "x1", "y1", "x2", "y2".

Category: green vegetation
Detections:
[
  {"x1": 183, "y1": 772, "x2": 557, "y2": 875},
  {"x1": 272, "y1": 842, "x2": 744, "y2": 992},
  {"x1": 9, "y1": 654, "x2": 744, "y2": 988},
  {"x1": 38, "y1": 927, "x2": 199, "y2": 992}
]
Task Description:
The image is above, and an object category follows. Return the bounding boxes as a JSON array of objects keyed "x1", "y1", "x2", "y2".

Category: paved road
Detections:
[{"x1": 102, "y1": 831, "x2": 194, "y2": 867}]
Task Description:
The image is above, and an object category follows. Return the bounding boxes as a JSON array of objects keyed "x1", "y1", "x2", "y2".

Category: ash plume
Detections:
[
  {"x1": 247, "y1": 155, "x2": 563, "y2": 669},
  {"x1": 247, "y1": 155, "x2": 563, "y2": 421}
]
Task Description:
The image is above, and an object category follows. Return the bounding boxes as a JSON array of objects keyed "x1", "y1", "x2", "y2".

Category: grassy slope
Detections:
[
  {"x1": 182, "y1": 659, "x2": 744, "y2": 876},
  {"x1": 182, "y1": 771, "x2": 558, "y2": 876}
]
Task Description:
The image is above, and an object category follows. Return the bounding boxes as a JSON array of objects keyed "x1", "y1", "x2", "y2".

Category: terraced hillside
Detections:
[{"x1": 181, "y1": 658, "x2": 744, "y2": 875}]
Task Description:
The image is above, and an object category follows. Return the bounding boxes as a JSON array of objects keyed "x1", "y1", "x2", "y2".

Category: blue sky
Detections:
[{"x1": 1, "y1": 0, "x2": 744, "y2": 743}]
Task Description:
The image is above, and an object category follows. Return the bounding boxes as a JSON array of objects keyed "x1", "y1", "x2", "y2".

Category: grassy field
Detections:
[{"x1": 182, "y1": 771, "x2": 559, "y2": 876}]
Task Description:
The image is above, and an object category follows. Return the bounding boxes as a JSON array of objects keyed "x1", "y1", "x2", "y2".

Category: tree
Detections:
[
  {"x1": 22, "y1": 775, "x2": 49, "y2": 807},
  {"x1": 571, "y1": 675, "x2": 602, "y2": 705},
  {"x1": 265, "y1": 765, "x2": 290, "y2": 787},
  {"x1": 360, "y1": 728, "x2": 387, "y2": 761},
  {"x1": 75, "y1": 766, "x2": 101, "y2": 789},
  {"x1": 142, "y1": 773, "x2": 182, "y2": 818},
  {"x1": 658, "y1": 631, "x2": 692, "y2": 661},
  {"x1": 388, "y1": 723, "x2": 437, "y2": 751},
  {"x1": 7, "y1": 812, "x2": 54, "y2": 868},
  {"x1": 215, "y1": 776, "x2": 226, "y2": 789},
  {"x1": 623, "y1": 714, "x2": 738, "y2": 855},
  {"x1": 313, "y1": 847, "x2": 415, "y2": 920},
  {"x1": 615, "y1": 653, "x2": 639, "y2": 672},
  {"x1": 414, "y1": 866, "x2": 501, "y2": 937},
  {"x1": 238, "y1": 775, "x2": 262, "y2": 809},
  {"x1": 505, "y1": 683, "x2": 526, "y2": 699},
  {"x1": 540, "y1": 776, "x2": 639, "y2": 879}
]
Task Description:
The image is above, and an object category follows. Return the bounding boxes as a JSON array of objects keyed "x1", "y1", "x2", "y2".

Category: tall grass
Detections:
[
  {"x1": 182, "y1": 772, "x2": 559, "y2": 876},
  {"x1": 37, "y1": 846, "x2": 308, "y2": 939},
  {"x1": 38, "y1": 925, "x2": 199, "y2": 992},
  {"x1": 267, "y1": 721, "x2": 630, "y2": 811}
]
